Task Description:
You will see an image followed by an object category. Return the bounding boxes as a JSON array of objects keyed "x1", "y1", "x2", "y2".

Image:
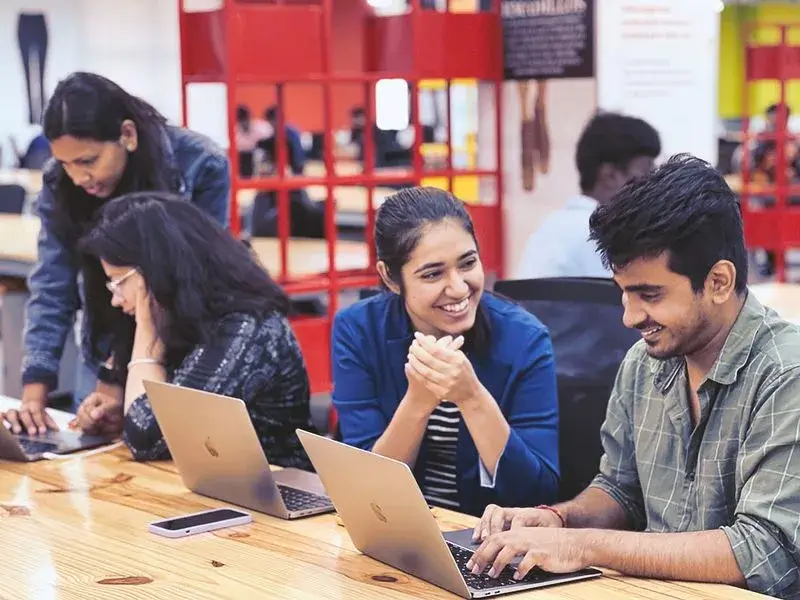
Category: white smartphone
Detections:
[{"x1": 148, "y1": 507, "x2": 252, "y2": 538}]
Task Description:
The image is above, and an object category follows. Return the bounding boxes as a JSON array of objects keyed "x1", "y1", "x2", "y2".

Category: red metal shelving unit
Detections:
[
  {"x1": 176, "y1": 0, "x2": 504, "y2": 402},
  {"x1": 740, "y1": 22, "x2": 800, "y2": 282}
]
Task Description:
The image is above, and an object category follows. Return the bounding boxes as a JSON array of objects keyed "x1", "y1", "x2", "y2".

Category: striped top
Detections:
[{"x1": 420, "y1": 401, "x2": 462, "y2": 510}]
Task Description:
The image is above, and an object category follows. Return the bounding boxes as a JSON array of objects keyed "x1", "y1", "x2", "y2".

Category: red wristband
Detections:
[{"x1": 535, "y1": 504, "x2": 566, "y2": 527}]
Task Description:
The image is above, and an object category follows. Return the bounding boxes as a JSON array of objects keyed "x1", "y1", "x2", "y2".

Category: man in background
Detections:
[
  {"x1": 515, "y1": 111, "x2": 661, "y2": 279},
  {"x1": 262, "y1": 105, "x2": 306, "y2": 176}
]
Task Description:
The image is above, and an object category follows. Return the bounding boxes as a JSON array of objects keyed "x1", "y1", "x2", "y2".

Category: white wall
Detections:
[
  {"x1": 0, "y1": 0, "x2": 228, "y2": 167},
  {"x1": 74, "y1": 0, "x2": 183, "y2": 124},
  {"x1": 0, "y1": 0, "x2": 80, "y2": 166},
  {"x1": 597, "y1": 0, "x2": 720, "y2": 164}
]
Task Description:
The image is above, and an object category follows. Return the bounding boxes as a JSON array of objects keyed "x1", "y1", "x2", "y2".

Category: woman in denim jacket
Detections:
[{"x1": 3, "y1": 72, "x2": 231, "y2": 436}]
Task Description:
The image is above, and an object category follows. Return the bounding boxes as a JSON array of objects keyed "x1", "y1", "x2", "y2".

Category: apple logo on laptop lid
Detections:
[{"x1": 204, "y1": 437, "x2": 219, "y2": 458}]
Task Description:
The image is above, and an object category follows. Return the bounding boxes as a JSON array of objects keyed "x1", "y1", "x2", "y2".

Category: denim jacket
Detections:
[{"x1": 21, "y1": 125, "x2": 231, "y2": 389}]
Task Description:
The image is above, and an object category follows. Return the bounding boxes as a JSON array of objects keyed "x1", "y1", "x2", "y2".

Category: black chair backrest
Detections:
[
  {"x1": 0, "y1": 184, "x2": 26, "y2": 214},
  {"x1": 359, "y1": 287, "x2": 381, "y2": 300},
  {"x1": 493, "y1": 277, "x2": 639, "y2": 502}
]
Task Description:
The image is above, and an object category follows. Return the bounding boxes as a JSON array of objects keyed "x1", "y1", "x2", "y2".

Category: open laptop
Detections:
[
  {"x1": 0, "y1": 395, "x2": 114, "y2": 462},
  {"x1": 296, "y1": 430, "x2": 602, "y2": 599},
  {"x1": 0, "y1": 425, "x2": 114, "y2": 462},
  {"x1": 143, "y1": 380, "x2": 334, "y2": 520}
]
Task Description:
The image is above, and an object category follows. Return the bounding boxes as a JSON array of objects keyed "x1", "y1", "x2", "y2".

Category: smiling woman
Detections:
[{"x1": 331, "y1": 187, "x2": 560, "y2": 517}]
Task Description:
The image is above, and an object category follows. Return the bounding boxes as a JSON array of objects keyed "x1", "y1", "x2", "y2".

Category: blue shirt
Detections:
[{"x1": 332, "y1": 292, "x2": 560, "y2": 516}]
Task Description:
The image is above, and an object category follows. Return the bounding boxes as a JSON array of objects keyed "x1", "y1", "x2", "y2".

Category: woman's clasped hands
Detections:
[{"x1": 405, "y1": 332, "x2": 482, "y2": 407}]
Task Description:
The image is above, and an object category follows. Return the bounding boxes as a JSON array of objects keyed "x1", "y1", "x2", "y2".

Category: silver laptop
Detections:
[
  {"x1": 297, "y1": 429, "x2": 602, "y2": 599},
  {"x1": 0, "y1": 425, "x2": 113, "y2": 462},
  {"x1": 144, "y1": 380, "x2": 333, "y2": 520}
]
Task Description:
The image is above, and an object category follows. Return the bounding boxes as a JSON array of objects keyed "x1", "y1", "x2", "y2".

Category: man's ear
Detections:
[
  {"x1": 705, "y1": 260, "x2": 737, "y2": 304},
  {"x1": 377, "y1": 261, "x2": 400, "y2": 294}
]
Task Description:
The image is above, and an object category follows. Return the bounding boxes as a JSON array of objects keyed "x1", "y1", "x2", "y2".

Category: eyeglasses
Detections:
[{"x1": 106, "y1": 268, "x2": 137, "y2": 296}]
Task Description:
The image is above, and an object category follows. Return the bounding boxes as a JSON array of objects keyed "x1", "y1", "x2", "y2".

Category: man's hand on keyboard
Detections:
[
  {"x1": 473, "y1": 504, "x2": 563, "y2": 542},
  {"x1": 466, "y1": 527, "x2": 588, "y2": 580}
]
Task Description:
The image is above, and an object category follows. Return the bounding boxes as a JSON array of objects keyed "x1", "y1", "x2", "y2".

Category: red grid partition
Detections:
[
  {"x1": 177, "y1": 0, "x2": 505, "y2": 398},
  {"x1": 740, "y1": 23, "x2": 800, "y2": 281}
]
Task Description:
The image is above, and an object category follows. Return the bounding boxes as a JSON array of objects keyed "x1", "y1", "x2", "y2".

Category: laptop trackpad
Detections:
[{"x1": 443, "y1": 528, "x2": 481, "y2": 551}]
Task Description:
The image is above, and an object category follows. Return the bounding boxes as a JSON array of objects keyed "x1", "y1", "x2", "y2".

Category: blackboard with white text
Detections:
[{"x1": 502, "y1": 0, "x2": 595, "y2": 80}]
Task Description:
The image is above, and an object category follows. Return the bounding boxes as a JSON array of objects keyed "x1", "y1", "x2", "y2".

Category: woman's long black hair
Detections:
[
  {"x1": 79, "y1": 192, "x2": 290, "y2": 382},
  {"x1": 42, "y1": 72, "x2": 174, "y2": 376}
]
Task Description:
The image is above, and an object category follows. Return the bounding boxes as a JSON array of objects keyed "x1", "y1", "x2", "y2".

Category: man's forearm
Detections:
[
  {"x1": 557, "y1": 487, "x2": 630, "y2": 530},
  {"x1": 581, "y1": 528, "x2": 746, "y2": 587}
]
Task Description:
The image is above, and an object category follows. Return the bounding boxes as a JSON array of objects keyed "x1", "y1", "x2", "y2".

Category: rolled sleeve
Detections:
[
  {"x1": 719, "y1": 369, "x2": 800, "y2": 597},
  {"x1": 589, "y1": 355, "x2": 647, "y2": 531},
  {"x1": 721, "y1": 514, "x2": 799, "y2": 597}
]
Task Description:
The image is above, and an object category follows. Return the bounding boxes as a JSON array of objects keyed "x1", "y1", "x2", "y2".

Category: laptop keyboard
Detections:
[
  {"x1": 277, "y1": 484, "x2": 333, "y2": 512},
  {"x1": 17, "y1": 438, "x2": 59, "y2": 455},
  {"x1": 447, "y1": 541, "x2": 551, "y2": 590}
]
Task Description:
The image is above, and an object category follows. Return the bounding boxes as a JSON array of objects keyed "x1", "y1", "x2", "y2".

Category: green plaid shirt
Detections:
[{"x1": 591, "y1": 292, "x2": 800, "y2": 598}]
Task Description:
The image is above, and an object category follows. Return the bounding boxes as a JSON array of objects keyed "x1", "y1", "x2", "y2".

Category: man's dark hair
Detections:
[
  {"x1": 589, "y1": 154, "x2": 748, "y2": 294},
  {"x1": 576, "y1": 111, "x2": 661, "y2": 192},
  {"x1": 766, "y1": 103, "x2": 791, "y2": 117}
]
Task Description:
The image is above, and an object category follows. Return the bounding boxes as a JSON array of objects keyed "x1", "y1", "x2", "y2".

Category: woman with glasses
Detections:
[
  {"x1": 3, "y1": 72, "x2": 230, "y2": 436},
  {"x1": 69, "y1": 192, "x2": 315, "y2": 466}
]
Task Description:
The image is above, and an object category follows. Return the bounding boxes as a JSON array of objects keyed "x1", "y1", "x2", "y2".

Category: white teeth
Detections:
[
  {"x1": 441, "y1": 297, "x2": 470, "y2": 313},
  {"x1": 642, "y1": 326, "x2": 663, "y2": 336}
]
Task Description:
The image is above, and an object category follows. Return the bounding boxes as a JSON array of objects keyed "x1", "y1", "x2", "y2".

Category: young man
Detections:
[
  {"x1": 262, "y1": 105, "x2": 306, "y2": 176},
  {"x1": 515, "y1": 111, "x2": 660, "y2": 279},
  {"x1": 470, "y1": 155, "x2": 800, "y2": 598}
]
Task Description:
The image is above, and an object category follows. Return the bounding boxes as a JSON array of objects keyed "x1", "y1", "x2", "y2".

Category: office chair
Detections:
[
  {"x1": 0, "y1": 184, "x2": 26, "y2": 214},
  {"x1": 493, "y1": 277, "x2": 639, "y2": 502}
]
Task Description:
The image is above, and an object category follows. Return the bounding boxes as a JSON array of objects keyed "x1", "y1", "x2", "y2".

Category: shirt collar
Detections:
[{"x1": 651, "y1": 290, "x2": 764, "y2": 391}]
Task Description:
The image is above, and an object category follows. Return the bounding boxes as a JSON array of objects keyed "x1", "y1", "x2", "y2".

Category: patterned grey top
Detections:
[
  {"x1": 123, "y1": 311, "x2": 315, "y2": 470},
  {"x1": 591, "y1": 292, "x2": 800, "y2": 598}
]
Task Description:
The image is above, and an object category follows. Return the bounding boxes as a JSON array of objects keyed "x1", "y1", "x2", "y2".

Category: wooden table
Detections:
[
  {"x1": 0, "y1": 449, "x2": 764, "y2": 600},
  {"x1": 237, "y1": 185, "x2": 396, "y2": 227},
  {"x1": 0, "y1": 214, "x2": 39, "y2": 278},
  {"x1": 0, "y1": 168, "x2": 43, "y2": 194},
  {"x1": 0, "y1": 214, "x2": 369, "y2": 280},
  {"x1": 305, "y1": 159, "x2": 412, "y2": 180},
  {"x1": 724, "y1": 174, "x2": 775, "y2": 196},
  {"x1": 249, "y1": 237, "x2": 368, "y2": 277}
]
